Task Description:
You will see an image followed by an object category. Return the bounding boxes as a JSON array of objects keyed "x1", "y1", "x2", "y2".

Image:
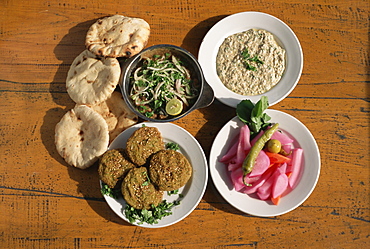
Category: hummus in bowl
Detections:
[
  {"x1": 199, "y1": 12, "x2": 303, "y2": 107},
  {"x1": 216, "y1": 29, "x2": 286, "y2": 96}
]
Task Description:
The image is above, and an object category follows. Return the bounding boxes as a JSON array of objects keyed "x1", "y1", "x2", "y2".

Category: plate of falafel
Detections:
[{"x1": 98, "y1": 122, "x2": 208, "y2": 228}]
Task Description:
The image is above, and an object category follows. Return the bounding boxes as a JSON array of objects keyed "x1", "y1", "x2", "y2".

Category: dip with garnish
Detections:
[{"x1": 216, "y1": 29, "x2": 286, "y2": 96}]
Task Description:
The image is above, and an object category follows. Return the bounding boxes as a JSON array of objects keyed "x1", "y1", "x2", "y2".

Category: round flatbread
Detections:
[
  {"x1": 88, "y1": 91, "x2": 138, "y2": 143},
  {"x1": 55, "y1": 105, "x2": 109, "y2": 169},
  {"x1": 66, "y1": 49, "x2": 121, "y2": 105},
  {"x1": 85, "y1": 15, "x2": 150, "y2": 58}
]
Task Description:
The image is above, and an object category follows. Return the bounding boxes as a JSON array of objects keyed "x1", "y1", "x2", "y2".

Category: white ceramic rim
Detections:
[
  {"x1": 198, "y1": 11, "x2": 303, "y2": 107},
  {"x1": 209, "y1": 110, "x2": 320, "y2": 217},
  {"x1": 101, "y1": 122, "x2": 208, "y2": 228}
]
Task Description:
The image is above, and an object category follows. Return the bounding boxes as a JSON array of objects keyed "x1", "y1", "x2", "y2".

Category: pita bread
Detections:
[
  {"x1": 85, "y1": 15, "x2": 150, "y2": 58},
  {"x1": 66, "y1": 50, "x2": 121, "y2": 105},
  {"x1": 55, "y1": 105, "x2": 109, "y2": 169},
  {"x1": 86, "y1": 91, "x2": 138, "y2": 143}
]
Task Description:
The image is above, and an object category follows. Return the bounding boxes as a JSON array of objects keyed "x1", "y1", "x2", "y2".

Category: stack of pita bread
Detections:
[{"x1": 55, "y1": 15, "x2": 150, "y2": 169}]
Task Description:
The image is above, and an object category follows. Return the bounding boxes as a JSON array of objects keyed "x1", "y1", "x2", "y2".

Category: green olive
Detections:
[{"x1": 266, "y1": 139, "x2": 281, "y2": 153}]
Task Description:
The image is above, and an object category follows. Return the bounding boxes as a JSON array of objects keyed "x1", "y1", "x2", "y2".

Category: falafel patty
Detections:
[
  {"x1": 126, "y1": 126, "x2": 164, "y2": 166},
  {"x1": 98, "y1": 148, "x2": 135, "y2": 188},
  {"x1": 149, "y1": 149, "x2": 192, "y2": 191},
  {"x1": 122, "y1": 167, "x2": 163, "y2": 210}
]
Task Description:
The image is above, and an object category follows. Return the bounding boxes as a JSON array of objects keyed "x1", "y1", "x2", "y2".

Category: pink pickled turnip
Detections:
[
  {"x1": 243, "y1": 174, "x2": 260, "y2": 187},
  {"x1": 272, "y1": 173, "x2": 289, "y2": 198},
  {"x1": 230, "y1": 167, "x2": 245, "y2": 192},
  {"x1": 248, "y1": 150, "x2": 270, "y2": 177},
  {"x1": 242, "y1": 165, "x2": 276, "y2": 194},
  {"x1": 220, "y1": 125, "x2": 252, "y2": 165},
  {"x1": 256, "y1": 171, "x2": 277, "y2": 200},
  {"x1": 279, "y1": 163, "x2": 287, "y2": 174},
  {"x1": 241, "y1": 125, "x2": 252, "y2": 151},
  {"x1": 220, "y1": 142, "x2": 238, "y2": 163},
  {"x1": 235, "y1": 125, "x2": 252, "y2": 164},
  {"x1": 236, "y1": 140, "x2": 246, "y2": 165},
  {"x1": 288, "y1": 148, "x2": 303, "y2": 189},
  {"x1": 271, "y1": 130, "x2": 294, "y2": 145},
  {"x1": 256, "y1": 187, "x2": 271, "y2": 200},
  {"x1": 227, "y1": 162, "x2": 240, "y2": 172}
]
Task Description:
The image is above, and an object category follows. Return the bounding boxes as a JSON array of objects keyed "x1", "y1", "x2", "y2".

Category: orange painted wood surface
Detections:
[{"x1": 0, "y1": 0, "x2": 369, "y2": 248}]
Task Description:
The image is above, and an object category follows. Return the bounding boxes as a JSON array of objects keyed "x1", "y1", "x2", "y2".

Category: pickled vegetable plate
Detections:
[{"x1": 209, "y1": 110, "x2": 320, "y2": 217}]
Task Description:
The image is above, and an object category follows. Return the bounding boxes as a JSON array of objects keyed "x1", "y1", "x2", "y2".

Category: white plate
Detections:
[
  {"x1": 209, "y1": 110, "x2": 320, "y2": 217},
  {"x1": 198, "y1": 12, "x2": 303, "y2": 107},
  {"x1": 102, "y1": 122, "x2": 208, "y2": 228}
]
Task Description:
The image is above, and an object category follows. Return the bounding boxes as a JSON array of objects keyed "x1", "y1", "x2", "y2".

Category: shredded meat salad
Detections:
[{"x1": 129, "y1": 53, "x2": 199, "y2": 119}]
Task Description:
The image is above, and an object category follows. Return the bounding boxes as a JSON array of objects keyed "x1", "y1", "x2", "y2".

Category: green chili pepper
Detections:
[{"x1": 242, "y1": 123, "x2": 279, "y2": 184}]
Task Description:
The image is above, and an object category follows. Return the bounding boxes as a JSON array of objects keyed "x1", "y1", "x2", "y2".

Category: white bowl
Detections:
[
  {"x1": 209, "y1": 110, "x2": 320, "y2": 217},
  {"x1": 198, "y1": 12, "x2": 303, "y2": 107},
  {"x1": 101, "y1": 122, "x2": 208, "y2": 228}
]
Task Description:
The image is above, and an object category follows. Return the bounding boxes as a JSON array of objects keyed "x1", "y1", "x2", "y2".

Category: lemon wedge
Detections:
[{"x1": 165, "y1": 98, "x2": 183, "y2": 116}]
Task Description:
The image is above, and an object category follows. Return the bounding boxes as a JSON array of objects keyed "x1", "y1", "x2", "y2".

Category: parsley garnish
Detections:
[
  {"x1": 100, "y1": 183, "x2": 120, "y2": 199},
  {"x1": 166, "y1": 142, "x2": 180, "y2": 151},
  {"x1": 124, "y1": 200, "x2": 181, "y2": 225},
  {"x1": 167, "y1": 189, "x2": 179, "y2": 195},
  {"x1": 141, "y1": 171, "x2": 150, "y2": 186},
  {"x1": 241, "y1": 48, "x2": 263, "y2": 71}
]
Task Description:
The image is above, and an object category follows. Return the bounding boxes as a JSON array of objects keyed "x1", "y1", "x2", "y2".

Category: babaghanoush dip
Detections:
[{"x1": 216, "y1": 29, "x2": 286, "y2": 96}]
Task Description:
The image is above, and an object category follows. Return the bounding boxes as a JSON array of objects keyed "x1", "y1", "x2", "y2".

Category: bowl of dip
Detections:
[
  {"x1": 198, "y1": 12, "x2": 303, "y2": 108},
  {"x1": 119, "y1": 44, "x2": 214, "y2": 122}
]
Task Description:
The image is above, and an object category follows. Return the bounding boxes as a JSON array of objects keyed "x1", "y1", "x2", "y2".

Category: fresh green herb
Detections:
[
  {"x1": 236, "y1": 96, "x2": 271, "y2": 138},
  {"x1": 166, "y1": 142, "x2": 180, "y2": 151},
  {"x1": 241, "y1": 48, "x2": 263, "y2": 71},
  {"x1": 142, "y1": 171, "x2": 150, "y2": 186},
  {"x1": 245, "y1": 63, "x2": 256, "y2": 71},
  {"x1": 167, "y1": 189, "x2": 179, "y2": 195},
  {"x1": 249, "y1": 55, "x2": 264, "y2": 65},
  {"x1": 101, "y1": 183, "x2": 120, "y2": 199},
  {"x1": 124, "y1": 188, "x2": 185, "y2": 225},
  {"x1": 241, "y1": 48, "x2": 251, "y2": 59},
  {"x1": 124, "y1": 200, "x2": 181, "y2": 225}
]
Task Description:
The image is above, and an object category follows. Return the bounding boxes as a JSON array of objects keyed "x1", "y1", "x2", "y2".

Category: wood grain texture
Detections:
[{"x1": 0, "y1": 0, "x2": 369, "y2": 248}]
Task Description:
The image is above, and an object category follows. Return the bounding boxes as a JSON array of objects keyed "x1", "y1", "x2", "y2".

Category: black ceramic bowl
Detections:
[{"x1": 119, "y1": 44, "x2": 214, "y2": 122}]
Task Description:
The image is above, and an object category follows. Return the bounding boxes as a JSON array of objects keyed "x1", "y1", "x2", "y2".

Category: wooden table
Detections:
[{"x1": 1, "y1": 0, "x2": 369, "y2": 248}]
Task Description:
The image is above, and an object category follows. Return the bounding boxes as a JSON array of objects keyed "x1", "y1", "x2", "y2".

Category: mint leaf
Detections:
[
  {"x1": 236, "y1": 100, "x2": 254, "y2": 123},
  {"x1": 261, "y1": 113, "x2": 272, "y2": 123},
  {"x1": 236, "y1": 96, "x2": 271, "y2": 138},
  {"x1": 252, "y1": 96, "x2": 269, "y2": 118}
]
